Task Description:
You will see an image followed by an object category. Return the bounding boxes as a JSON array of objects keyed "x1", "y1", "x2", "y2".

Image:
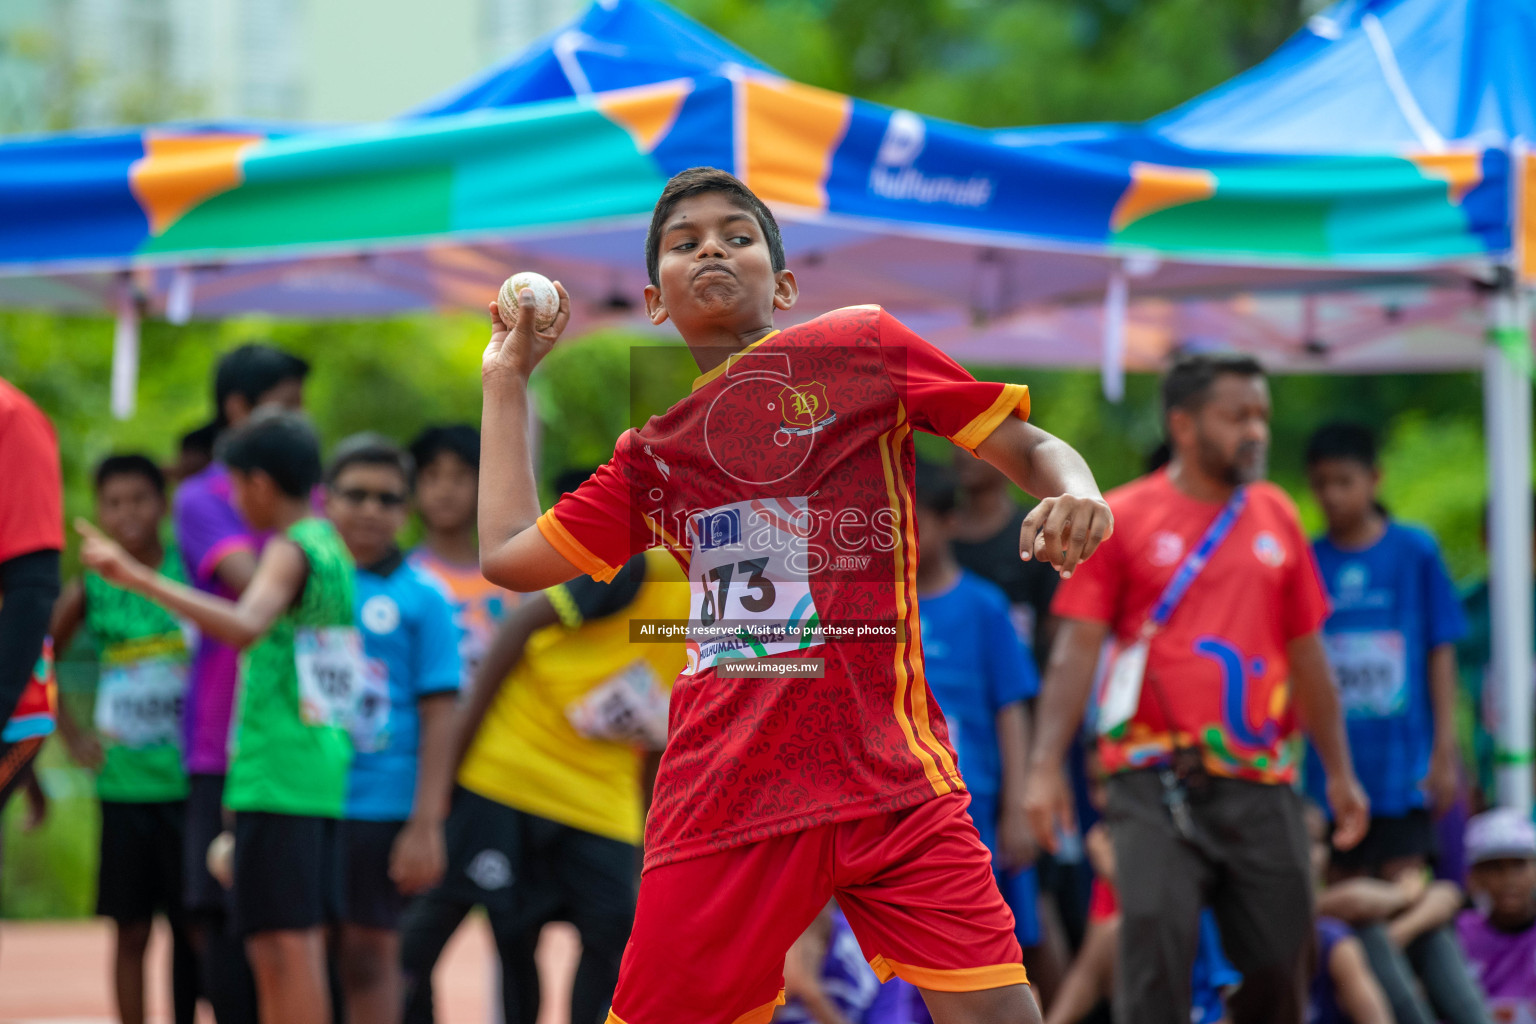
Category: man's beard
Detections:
[{"x1": 1197, "y1": 435, "x2": 1267, "y2": 486}]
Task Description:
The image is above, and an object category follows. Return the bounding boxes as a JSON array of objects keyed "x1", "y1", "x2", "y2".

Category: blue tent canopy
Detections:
[{"x1": 1151, "y1": 0, "x2": 1536, "y2": 152}]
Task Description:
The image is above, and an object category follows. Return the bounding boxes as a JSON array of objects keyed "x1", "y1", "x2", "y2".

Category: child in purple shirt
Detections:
[
  {"x1": 172, "y1": 343, "x2": 309, "y2": 1024},
  {"x1": 1457, "y1": 809, "x2": 1536, "y2": 1022}
]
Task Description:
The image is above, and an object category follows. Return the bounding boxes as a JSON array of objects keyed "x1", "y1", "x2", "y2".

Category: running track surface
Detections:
[{"x1": 0, "y1": 918, "x2": 580, "y2": 1023}]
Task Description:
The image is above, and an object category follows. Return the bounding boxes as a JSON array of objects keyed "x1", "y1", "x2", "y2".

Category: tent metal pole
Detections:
[
  {"x1": 110, "y1": 277, "x2": 140, "y2": 421},
  {"x1": 1484, "y1": 270, "x2": 1533, "y2": 814}
]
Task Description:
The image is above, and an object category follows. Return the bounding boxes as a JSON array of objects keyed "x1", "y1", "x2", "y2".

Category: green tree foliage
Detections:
[{"x1": 675, "y1": 0, "x2": 1303, "y2": 126}]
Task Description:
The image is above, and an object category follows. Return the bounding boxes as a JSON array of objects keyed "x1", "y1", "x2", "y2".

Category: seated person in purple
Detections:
[
  {"x1": 173, "y1": 343, "x2": 308, "y2": 1023},
  {"x1": 1310, "y1": 916, "x2": 1391, "y2": 1024},
  {"x1": 779, "y1": 903, "x2": 928, "y2": 1024},
  {"x1": 1458, "y1": 809, "x2": 1536, "y2": 1023}
]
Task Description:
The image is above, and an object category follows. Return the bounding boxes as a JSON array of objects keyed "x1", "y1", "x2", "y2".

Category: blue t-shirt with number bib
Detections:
[
  {"x1": 1304, "y1": 523, "x2": 1466, "y2": 816},
  {"x1": 918, "y1": 571, "x2": 1038, "y2": 801},
  {"x1": 345, "y1": 554, "x2": 462, "y2": 821}
]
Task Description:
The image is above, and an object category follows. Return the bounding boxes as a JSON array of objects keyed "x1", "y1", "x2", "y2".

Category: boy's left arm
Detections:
[
  {"x1": 973, "y1": 417, "x2": 1112, "y2": 579},
  {"x1": 996, "y1": 700, "x2": 1035, "y2": 871},
  {"x1": 391, "y1": 692, "x2": 458, "y2": 895},
  {"x1": 1423, "y1": 541, "x2": 1468, "y2": 814},
  {"x1": 1425, "y1": 644, "x2": 1461, "y2": 815},
  {"x1": 77, "y1": 520, "x2": 302, "y2": 648}
]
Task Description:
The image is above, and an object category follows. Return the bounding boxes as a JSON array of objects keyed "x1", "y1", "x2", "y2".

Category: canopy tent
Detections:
[
  {"x1": 0, "y1": 0, "x2": 1510, "y2": 348},
  {"x1": 0, "y1": 0, "x2": 1530, "y2": 804}
]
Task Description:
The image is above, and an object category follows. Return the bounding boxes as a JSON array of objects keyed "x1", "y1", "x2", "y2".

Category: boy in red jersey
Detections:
[{"x1": 477, "y1": 167, "x2": 1113, "y2": 1024}]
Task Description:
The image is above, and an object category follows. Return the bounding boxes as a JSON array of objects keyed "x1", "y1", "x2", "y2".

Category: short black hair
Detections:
[
  {"x1": 327, "y1": 433, "x2": 414, "y2": 489},
  {"x1": 213, "y1": 343, "x2": 310, "y2": 429},
  {"x1": 1306, "y1": 422, "x2": 1378, "y2": 469},
  {"x1": 95, "y1": 453, "x2": 165, "y2": 495},
  {"x1": 914, "y1": 460, "x2": 959, "y2": 515},
  {"x1": 644, "y1": 167, "x2": 786, "y2": 289},
  {"x1": 180, "y1": 421, "x2": 220, "y2": 459},
  {"x1": 408, "y1": 424, "x2": 480, "y2": 479},
  {"x1": 223, "y1": 409, "x2": 322, "y2": 499},
  {"x1": 551, "y1": 466, "x2": 598, "y2": 498},
  {"x1": 1161, "y1": 352, "x2": 1266, "y2": 428}
]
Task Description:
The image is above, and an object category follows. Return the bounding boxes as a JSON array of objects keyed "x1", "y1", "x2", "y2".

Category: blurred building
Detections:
[{"x1": 0, "y1": 0, "x2": 583, "y2": 133}]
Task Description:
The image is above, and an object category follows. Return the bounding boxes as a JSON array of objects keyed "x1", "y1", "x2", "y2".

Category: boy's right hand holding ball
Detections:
[{"x1": 483, "y1": 273, "x2": 571, "y2": 385}]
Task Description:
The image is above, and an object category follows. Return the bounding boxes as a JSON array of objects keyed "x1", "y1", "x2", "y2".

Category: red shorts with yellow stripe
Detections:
[{"x1": 606, "y1": 791, "x2": 1027, "y2": 1024}]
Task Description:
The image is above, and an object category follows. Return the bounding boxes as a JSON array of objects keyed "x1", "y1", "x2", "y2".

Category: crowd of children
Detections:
[
  {"x1": 24, "y1": 331, "x2": 702, "y2": 1024},
  {"x1": 8, "y1": 166, "x2": 1536, "y2": 1024}
]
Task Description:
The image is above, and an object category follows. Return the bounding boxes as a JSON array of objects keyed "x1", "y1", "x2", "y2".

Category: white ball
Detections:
[{"x1": 497, "y1": 272, "x2": 559, "y2": 332}]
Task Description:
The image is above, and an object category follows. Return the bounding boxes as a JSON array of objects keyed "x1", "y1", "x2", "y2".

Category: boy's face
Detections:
[
  {"x1": 415, "y1": 452, "x2": 478, "y2": 536},
  {"x1": 224, "y1": 376, "x2": 305, "y2": 430},
  {"x1": 97, "y1": 474, "x2": 164, "y2": 553},
  {"x1": 1470, "y1": 857, "x2": 1536, "y2": 924},
  {"x1": 327, "y1": 463, "x2": 408, "y2": 563},
  {"x1": 230, "y1": 469, "x2": 281, "y2": 531},
  {"x1": 644, "y1": 192, "x2": 797, "y2": 336},
  {"x1": 1308, "y1": 457, "x2": 1379, "y2": 530}
]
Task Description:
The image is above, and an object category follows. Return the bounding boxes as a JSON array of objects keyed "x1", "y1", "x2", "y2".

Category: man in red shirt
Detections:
[
  {"x1": 0, "y1": 376, "x2": 63, "y2": 806},
  {"x1": 1024, "y1": 353, "x2": 1370, "y2": 1024},
  {"x1": 477, "y1": 167, "x2": 1115, "y2": 1024}
]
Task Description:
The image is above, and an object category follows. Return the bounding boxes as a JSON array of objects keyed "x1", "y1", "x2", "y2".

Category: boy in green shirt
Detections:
[
  {"x1": 54, "y1": 454, "x2": 196, "y2": 1024},
  {"x1": 81, "y1": 411, "x2": 356, "y2": 1024}
]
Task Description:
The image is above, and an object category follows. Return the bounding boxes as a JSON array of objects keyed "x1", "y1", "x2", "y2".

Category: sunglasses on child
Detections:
[{"x1": 335, "y1": 488, "x2": 407, "y2": 509}]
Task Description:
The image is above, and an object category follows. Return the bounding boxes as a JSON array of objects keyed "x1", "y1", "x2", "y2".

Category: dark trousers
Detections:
[
  {"x1": 1356, "y1": 923, "x2": 1493, "y2": 1024},
  {"x1": 1105, "y1": 771, "x2": 1314, "y2": 1024},
  {"x1": 399, "y1": 792, "x2": 637, "y2": 1024}
]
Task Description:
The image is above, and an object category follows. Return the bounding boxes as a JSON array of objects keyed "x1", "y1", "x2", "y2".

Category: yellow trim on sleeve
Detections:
[
  {"x1": 690, "y1": 331, "x2": 780, "y2": 392},
  {"x1": 545, "y1": 583, "x2": 583, "y2": 629},
  {"x1": 951, "y1": 383, "x2": 1031, "y2": 453},
  {"x1": 537, "y1": 509, "x2": 621, "y2": 583},
  {"x1": 868, "y1": 956, "x2": 1030, "y2": 992}
]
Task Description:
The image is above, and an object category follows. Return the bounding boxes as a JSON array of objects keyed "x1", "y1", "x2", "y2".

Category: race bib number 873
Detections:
[{"x1": 687, "y1": 497, "x2": 824, "y2": 673}]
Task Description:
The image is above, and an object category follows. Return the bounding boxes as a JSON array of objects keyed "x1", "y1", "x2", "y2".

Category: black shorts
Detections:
[
  {"x1": 232, "y1": 811, "x2": 340, "y2": 936},
  {"x1": 184, "y1": 773, "x2": 233, "y2": 916},
  {"x1": 97, "y1": 800, "x2": 187, "y2": 923},
  {"x1": 1331, "y1": 809, "x2": 1438, "y2": 873},
  {"x1": 437, "y1": 785, "x2": 638, "y2": 932},
  {"x1": 339, "y1": 818, "x2": 408, "y2": 930},
  {"x1": 438, "y1": 787, "x2": 523, "y2": 916}
]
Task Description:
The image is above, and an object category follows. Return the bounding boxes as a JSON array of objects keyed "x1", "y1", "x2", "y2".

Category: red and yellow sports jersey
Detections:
[
  {"x1": 539, "y1": 306, "x2": 1030, "y2": 869},
  {"x1": 2, "y1": 638, "x2": 56, "y2": 743},
  {"x1": 1052, "y1": 469, "x2": 1330, "y2": 784},
  {"x1": 0, "y1": 377, "x2": 62, "y2": 565}
]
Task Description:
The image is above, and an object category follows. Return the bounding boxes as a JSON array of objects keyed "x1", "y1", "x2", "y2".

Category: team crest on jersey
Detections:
[
  {"x1": 1253, "y1": 532, "x2": 1286, "y2": 567},
  {"x1": 777, "y1": 382, "x2": 837, "y2": 438}
]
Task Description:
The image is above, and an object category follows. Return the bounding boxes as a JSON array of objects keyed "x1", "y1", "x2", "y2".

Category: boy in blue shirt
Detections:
[
  {"x1": 1304, "y1": 422, "x2": 1466, "y2": 877},
  {"x1": 324, "y1": 435, "x2": 462, "y2": 1024},
  {"x1": 913, "y1": 461, "x2": 1041, "y2": 952}
]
